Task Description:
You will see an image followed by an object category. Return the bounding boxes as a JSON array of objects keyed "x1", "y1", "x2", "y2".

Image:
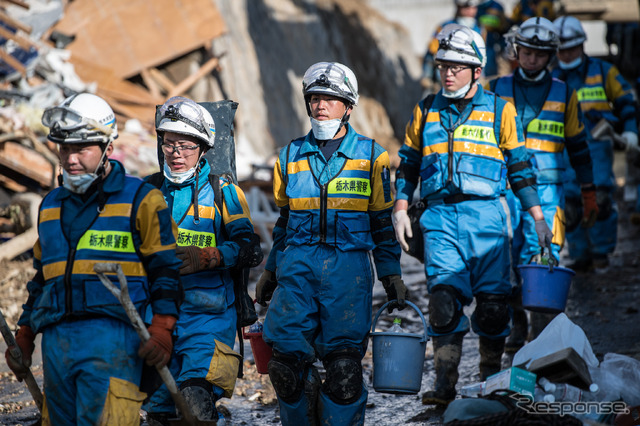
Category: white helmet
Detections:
[
  {"x1": 554, "y1": 16, "x2": 587, "y2": 50},
  {"x1": 436, "y1": 24, "x2": 487, "y2": 67},
  {"x1": 42, "y1": 93, "x2": 117, "y2": 144},
  {"x1": 454, "y1": 0, "x2": 482, "y2": 7},
  {"x1": 302, "y1": 62, "x2": 359, "y2": 106},
  {"x1": 513, "y1": 17, "x2": 559, "y2": 52},
  {"x1": 155, "y1": 96, "x2": 215, "y2": 148}
]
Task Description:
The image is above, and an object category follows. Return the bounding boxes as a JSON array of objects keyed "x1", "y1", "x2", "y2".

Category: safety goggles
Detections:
[
  {"x1": 42, "y1": 106, "x2": 115, "y2": 139},
  {"x1": 516, "y1": 25, "x2": 558, "y2": 49},
  {"x1": 302, "y1": 63, "x2": 356, "y2": 101},
  {"x1": 155, "y1": 96, "x2": 213, "y2": 140},
  {"x1": 438, "y1": 27, "x2": 484, "y2": 63}
]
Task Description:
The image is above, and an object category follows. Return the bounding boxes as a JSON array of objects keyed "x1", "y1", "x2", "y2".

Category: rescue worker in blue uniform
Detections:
[
  {"x1": 255, "y1": 62, "x2": 406, "y2": 425},
  {"x1": 393, "y1": 24, "x2": 547, "y2": 406},
  {"x1": 422, "y1": 0, "x2": 482, "y2": 93},
  {"x1": 488, "y1": 17, "x2": 596, "y2": 352},
  {"x1": 552, "y1": 16, "x2": 639, "y2": 271},
  {"x1": 5, "y1": 93, "x2": 182, "y2": 425},
  {"x1": 476, "y1": 0, "x2": 509, "y2": 78},
  {"x1": 143, "y1": 96, "x2": 257, "y2": 425}
]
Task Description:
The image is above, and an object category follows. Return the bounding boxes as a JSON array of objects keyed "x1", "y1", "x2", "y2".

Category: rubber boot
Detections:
[
  {"x1": 422, "y1": 333, "x2": 464, "y2": 406},
  {"x1": 479, "y1": 336, "x2": 505, "y2": 381},
  {"x1": 529, "y1": 312, "x2": 557, "y2": 341},
  {"x1": 505, "y1": 292, "x2": 528, "y2": 355}
]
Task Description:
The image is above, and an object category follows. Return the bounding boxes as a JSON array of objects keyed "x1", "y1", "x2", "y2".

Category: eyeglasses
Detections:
[
  {"x1": 161, "y1": 144, "x2": 200, "y2": 156},
  {"x1": 436, "y1": 63, "x2": 471, "y2": 75}
]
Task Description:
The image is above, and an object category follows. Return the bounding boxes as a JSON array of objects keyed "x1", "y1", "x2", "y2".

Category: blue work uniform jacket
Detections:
[
  {"x1": 266, "y1": 124, "x2": 401, "y2": 280},
  {"x1": 19, "y1": 160, "x2": 181, "y2": 333},
  {"x1": 396, "y1": 84, "x2": 540, "y2": 210},
  {"x1": 157, "y1": 159, "x2": 256, "y2": 307},
  {"x1": 489, "y1": 71, "x2": 594, "y2": 185}
]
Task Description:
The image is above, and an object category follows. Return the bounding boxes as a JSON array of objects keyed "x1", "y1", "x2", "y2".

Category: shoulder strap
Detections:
[
  {"x1": 208, "y1": 174, "x2": 224, "y2": 215},
  {"x1": 419, "y1": 94, "x2": 436, "y2": 151},
  {"x1": 146, "y1": 171, "x2": 164, "y2": 189}
]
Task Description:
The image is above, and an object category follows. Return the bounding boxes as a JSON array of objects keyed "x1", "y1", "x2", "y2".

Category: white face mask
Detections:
[
  {"x1": 456, "y1": 16, "x2": 477, "y2": 29},
  {"x1": 442, "y1": 80, "x2": 472, "y2": 99},
  {"x1": 62, "y1": 168, "x2": 99, "y2": 194},
  {"x1": 163, "y1": 162, "x2": 196, "y2": 184},
  {"x1": 310, "y1": 117, "x2": 343, "y2": 140},
  {"x1": 558, "y1": 56, "x2": 583, "y2": 70}
]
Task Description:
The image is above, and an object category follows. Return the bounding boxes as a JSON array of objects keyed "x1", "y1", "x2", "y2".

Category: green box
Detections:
[{"x1": 483, "y1": 367, "x2": 537, "y2": 398}]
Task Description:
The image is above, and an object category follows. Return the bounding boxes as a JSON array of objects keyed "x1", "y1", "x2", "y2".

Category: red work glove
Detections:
[
  {"x1": 4, "y1": 325, "x2": 36, "y2": 382},
  {"x1": 175, "y1": 246, "x2": 222, "y2": 275},
  {"x1": 581, "y1": 185, "x2": 599, "y2": 228},
  {"x1": 138, "y1": 314, "x2": 176, "y2": 368}
]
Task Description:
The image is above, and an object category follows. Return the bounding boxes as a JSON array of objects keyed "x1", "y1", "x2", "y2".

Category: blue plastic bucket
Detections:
[
  {"x1": 370, "y1": 300, "x2": 429, "y2": 394},
  {"x1": 518, "y1": 264, "x2": 575, "y2": 313}
]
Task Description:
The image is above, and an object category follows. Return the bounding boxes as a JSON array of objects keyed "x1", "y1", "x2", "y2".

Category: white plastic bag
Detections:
[
  {"x1": 512, "y1": 313, "x2": 599, "y2": 369},
  {"x1": 591, "y1": 353, "x2": 640, "y2": 406}
]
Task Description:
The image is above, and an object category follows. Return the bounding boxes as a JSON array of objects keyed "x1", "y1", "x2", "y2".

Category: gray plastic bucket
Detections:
[{"x1": 371, "y1": 300, "x2": 429, "y2": 394}]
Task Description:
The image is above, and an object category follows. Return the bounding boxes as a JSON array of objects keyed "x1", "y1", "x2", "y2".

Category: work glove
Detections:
[
  {"x1": 534, "y1": 219, "x2": 553, "y2": 250},
  {"x1": 256, "y1": 269, "x2": 277, "y2": 307},
  {"x1": 4, "y1": 325, "x2": 36, "y2": 382},
  {"x1": 175, "y1": 246, "x2": 221, "y2": 275},
  {"x1": 581, "y1": 185, "x2": 599, "y2": 228},
  {"x1": 392, "y1": 209, "x2": 412, "y2": 253},
  {"x1": 138, "y1": 314, "x2": 176, "y2": 368},
  {"x1": 622, "y1": 131, "x2": 639, "y2": 152},
  {"x1": 381, "y1": 275, "x2": 409, "y2": 314}
]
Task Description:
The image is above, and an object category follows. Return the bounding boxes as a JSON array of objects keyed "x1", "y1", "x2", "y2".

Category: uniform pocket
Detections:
[
  {"x1": 182, "y1": 287, "x2": 227, "y2": 314},
  {"x1": 420, "y1": 153, "x2": 443, "y2": 194},
  {"x1": 286, "y1": 211, "x2": 315, "y2": 245},
  {"x1": 335, "y1": 211, "x2": 374, "y2": 250},
  {"x1": 457, "y1": 154, "x2": 502, "y2": 197},
  {"x1": 532, "y1": 151, "x2": 564, "y2": 184},
  {"x1": 97, "y1": 377, "x2": 146, "y2": 426},
  {"x1": 205, "y1": 340, "x2": 242, "y2": 398}
]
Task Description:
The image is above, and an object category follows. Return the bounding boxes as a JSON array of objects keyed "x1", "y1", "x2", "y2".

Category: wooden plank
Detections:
[
  {"x1": 0, "y1": 25, "x2": 38, "y2": 51},
  {"x1": 55, "y1": 0, "x2": 227, "y2": 79},
  {"x1": 0, "y1": 10, "x2": 31, "y2": 34},
  {"x1": 168, "y1": 56, "x2": 220, "y2": 98},
  {"x1": 148, "y1": 68, "x2": 176, "y2": 93},
  {"x1": 0, "y1": 0, "x2": 30, "y2": 10},
  {"x1": 140, "y1": 68, "x2": 162, "y2": 99},
  {"x1": 0, "y1": 48, "x2": 26, "y2": 75},
  {"x1": 0, "y1": 141, "x2": 54, "y2": 187}
]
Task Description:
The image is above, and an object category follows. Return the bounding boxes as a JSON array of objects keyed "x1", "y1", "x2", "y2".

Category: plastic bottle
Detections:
[
  {"x1": 459, "y1": 381, "x2": 486, "y2": 397},
  {"x1": 389, "y1": 318, "x2": 404, "y2": 333},
  {"x1": 538, "y1": 377, "x2": 595, "y2": 402}
]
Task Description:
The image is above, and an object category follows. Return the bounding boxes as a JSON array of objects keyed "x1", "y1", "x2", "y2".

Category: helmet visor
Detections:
[
  {"x1": 42, "y1": 106, "x2": 115, "y2": 143},
  {"x1": 302, "y1": 63, "x2": 357, "y2": 103},
  {"x1": 155, "y1": 96, "x2": 214, "y2": 141}
]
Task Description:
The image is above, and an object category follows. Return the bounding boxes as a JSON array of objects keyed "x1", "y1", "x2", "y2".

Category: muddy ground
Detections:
[{"x1": 1, "y1": 176, "x2": 639, "y2": 425}]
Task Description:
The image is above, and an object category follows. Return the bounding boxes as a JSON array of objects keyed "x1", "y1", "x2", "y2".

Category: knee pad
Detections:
[
  {"x1": 429, "y1": 286, "x2": 463, "y2": 334},
  {"x1": 322, "y1": 348, "x2": 363, "y2": 405},
  {"x1": 179, "y1": 379, "x2": 215, "y2": 420},
  {"x1": 267, "y1": 351, "x2": 305, "y2": 403},
  {"x1": 564, "y1": 197, "x2": 582, "y2": 232},
  {"x1": 474, "y1": 293, "x2": 510, "y2": 336}
]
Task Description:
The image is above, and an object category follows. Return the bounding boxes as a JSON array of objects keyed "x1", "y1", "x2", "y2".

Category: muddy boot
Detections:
[
  {"x1": 505, "y1": 292, "x2": 528, "y2": 356},
  {"x1": 479, "y1": 336, "x2": 505, "y2": 381},
  {"x1": 422, "y1": 333, "x2": 464, "y2": 406}
]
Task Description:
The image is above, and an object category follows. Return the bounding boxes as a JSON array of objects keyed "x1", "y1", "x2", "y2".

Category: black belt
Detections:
[{"x1": 424, "y1": 194, "x2": 491, "y2": 206}]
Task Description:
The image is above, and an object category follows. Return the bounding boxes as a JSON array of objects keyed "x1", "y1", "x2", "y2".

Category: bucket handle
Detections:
[
  {"x1": 371, "y1": 300, "x2": 429, "y2": 343},
  {"x1": 540, "y1": 247, "x2": 558, "y2": 272}
]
